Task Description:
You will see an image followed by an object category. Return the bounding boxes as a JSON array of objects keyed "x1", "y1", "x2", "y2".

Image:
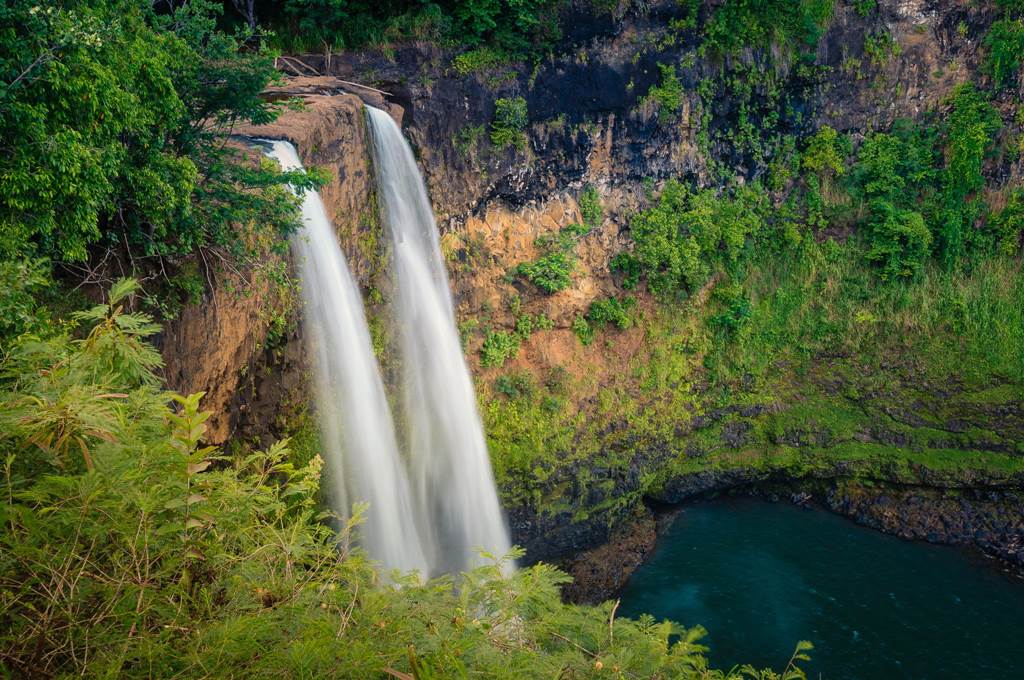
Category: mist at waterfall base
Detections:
[
  {"x1": 619, "y1": 497, "x2": 1024, "y2": 678},
  {"x1": 262, "y1": 130, "x2": 509, "y2": 579}
]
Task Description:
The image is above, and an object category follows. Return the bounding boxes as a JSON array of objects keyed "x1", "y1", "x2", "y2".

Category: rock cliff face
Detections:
[
  {"x1": 162, "y1": 0, "x2": 1023, "y2": 589},
  {"x1": 160, "y1": 86, "x2": 387, "y2": 445}
]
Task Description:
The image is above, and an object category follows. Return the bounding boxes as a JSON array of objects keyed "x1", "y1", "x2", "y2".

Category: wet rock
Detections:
[
  {"x1": 825, "y1": 485, "x2": 1024, "y2": 569},
  {"x1": 558, "y1": 509, "x2": 658, "y2": 604},
  {"x1": 721, "y1": 420, "x2": 753, "y2": 449}
]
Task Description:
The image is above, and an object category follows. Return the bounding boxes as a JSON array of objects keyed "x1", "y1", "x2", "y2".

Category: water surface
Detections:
[{"x1": 619, "y1": 497, "x2": 1024, "y2": 679}]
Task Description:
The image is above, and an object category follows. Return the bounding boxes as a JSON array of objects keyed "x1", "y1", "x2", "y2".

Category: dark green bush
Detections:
[
  {"x1": 578, "y1": 185, "x2": 603, "y2": 229},
  {"x1": 644, "y1": 63, "x2": 685, "y2": 121},
  {"x1": 514, "y1": 251, "x2": 574, "y2": 293},
  {"x1": 587, "y1": 296, "x2": 637, "y2": 330},
  {"x1": 0, "y1": 0, "x2": 321, "y2": 266},
  {"x1": 702, "y1": 0, "x2": 835, "y2": 55},
  {"x1": 984, "y1": 19, "x2": 1024, "y2": 89},
  {"x1": 937, "y1": 85, "x2": 1001, "y2": 266},
  {"x1": 626, "y1": 180, "x2": 765, "y2": 299},
  {"x1": 490, "y1": 96, "x2": 529, "y2": 149},
  {"x1": 987, "y1": 190, "x2": 1024, "y2": 256},
  {"x1": 854, "y1": 0, "x2": 877, "y2": 17},
  {"x1": 0, "y1": 258, "x2": 52, "y2": 347},
  {"x1": 709, "y1": 283, "x2": 753, "y2": 337},
  {"x1": 495, "y1": 370, "x2": 535, "y2": 399},
  {"x1": 480, "y1": 329, "x2": 521, "y2": 367},
  {"x1": 847, "y1": 87, "x2": 999, "y2": 276},
  {"x1": 864, "y1": 201, "x2": 932, "y2": 280},
  {"x1": 611, "y1": 252, "x2": 643, "y2": 289}
]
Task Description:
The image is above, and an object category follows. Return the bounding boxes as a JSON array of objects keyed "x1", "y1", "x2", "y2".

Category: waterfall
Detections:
[
  {"x1": 365, "y1": 107, "x2": 512, "y2": 574},
  {"x1": 260, "y1": 120, "x2": 511, "y2": 578},
  {"x1": 261, "y1": 139, "x2": 429, "y2": 576}
]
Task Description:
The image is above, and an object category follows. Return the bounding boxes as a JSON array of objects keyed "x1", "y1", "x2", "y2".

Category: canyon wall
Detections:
[{"x1": 160, "y1": 0, "x2": 1024, "y2": 590}]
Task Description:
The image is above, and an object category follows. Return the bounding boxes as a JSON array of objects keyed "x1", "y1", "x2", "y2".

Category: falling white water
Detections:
[
  {"x1": 261, "y1": 139, "x2": 429, "y2": 576},
  {"x1": 365, "y1": 107, "x2": 512, "y2": 575}
]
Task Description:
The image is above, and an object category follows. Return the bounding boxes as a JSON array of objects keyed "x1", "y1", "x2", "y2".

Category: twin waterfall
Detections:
[{"x1": 262, "y1": 108, "x2": 511, "y2": 577}]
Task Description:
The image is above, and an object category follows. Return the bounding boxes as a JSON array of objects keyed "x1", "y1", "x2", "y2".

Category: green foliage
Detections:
[
  {"x1": 937, "y1": 85, "x2": 1001, "y2": 267},
  {"x1": 696, "y1": 59, "x2": 821, "y2": 178},
  {"x1": 623, "y1": 180, "x2": 765, "y2": 299},
  {"x1": 842, "y1": 86, "x2": 999, "y2": 276},
  {"x1": 864, "y1": 200, "x2": 932, "y2": 280},
  {"x1": 284, "y1": 0, "x2": 350, "y2": 47},
  {"x1": 0, "y1": 258, "x2": 52, "y2": 346},
  {"x1": 709, "y1": 282, "x2": 753, "y2": 337},
  {"x1": 801, "y1": 126, "x2": 850, "y2": 229},
  {"x1": 802, "y1": 126, "x2": 848, "y2": 177},
  {"x1": 984, "y1": 19, "x2": 1024, "y2": 89},
  {"x1": 709, "y1": 238, "x2": 1024, "y2": 389},
  {"x1": 282, "y1": 0, "x2": 452, "y2": 50},
  {"x1": 587, "y1": 296, "x2": 637, "y2": 330},
  {"x1": 854, "y1": 0, "x2": 877, "y2": 17},
  {"x1": 572, "y1": 314, "x2": 595, "y2": 345},
  {"x1": 0, "y1": 0, "x2": 320, "y2": 268},
  {"x1": 494, "y1": 369, "x2": 535, "y2": 399},
  {"x1": 864, "y1": 30, "x2": 901, "y2": 68},
  {"x1": 512, "y1": 221, "x2": 592, "y2": 294},
  {"x1": 490, "y1": 96, "x2": 529, "y2": 149},
  {"x1": 480, "y1": 329, "x2": 521, "y2": 367},
  {"x1": 850, "y1": 122, "x2": 938, "y2": 206},
  {"x1": 702, "y1": 0, "x2": 835, "y2": 55},
  {"x1": 611, "y1": 251, "x2": 643, "y2": 289},
  {"x1": 513, "y1": 251, "x2": 574, "y2": 293},
  {"x1": 767, "y1": 136, "x2": 801, "y2": 193},
  {"x1": 452, "y1": 45, "x2": 510, "y2": 74},
  {"x1": 644, "y1": 63, "x2": 685, "y2": 121},
  {"x1": 454, "y1": 123, "x2": 485, "y2": 156},
  {"x1": 578, "y1": 185, "x2": 603, "y2": 229},
  {"x1": 451, "y1": 0, "x2": 563, "y2": 52},
  {"x1": 987, "y1": 190, "x2": 1024, "y2": 256}
]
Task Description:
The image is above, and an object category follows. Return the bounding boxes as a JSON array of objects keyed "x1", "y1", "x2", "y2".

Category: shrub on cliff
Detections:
[
  {"x1": 984, "y1": 18, "x2": 1024, "y2": 89},
  {"x1": 513, "y1": 251, "x2": 574, "y2": 293},
  {"x1": 579, "y1": 185, "x2": 604, "y2": 229},
  {"x1": 480, "y1": 328, "x2": 521, "y2": 366},
  {"x1": 702, "y1": 0, "x2": 835, "y2": 55},
  {"x1": 511, "y1": 221, "x2": 591, "y2": 295},
  {"x1": 587, "y1": 296, "x2": 636, "y2": 330},
  {"x1": 490, "y1": 96, "x2": 529, "y2": 149},
  {"x1": 936, "y1": 85, "x2": 1002, "y2": 266},
  {"x1": 643, "y1": 63, "x2": 685, "y2": 122},
  {"x1": 620, "y1": 180, "x2": 765, "y2": 299},
  {"x1": 987, "y1": 190, "x2": 1024, "y2": 256},
  {"x1": 864, "y1": 201, "x2": 932, "y2": 280}
]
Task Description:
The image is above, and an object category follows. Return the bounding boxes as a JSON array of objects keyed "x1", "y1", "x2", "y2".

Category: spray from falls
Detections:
[
  {"x1": 262, "y1": 139, "x2": 429, "y2": 576},
  {"x1": 365, "y1": 107, "x2": 511, "y2": 574}
]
